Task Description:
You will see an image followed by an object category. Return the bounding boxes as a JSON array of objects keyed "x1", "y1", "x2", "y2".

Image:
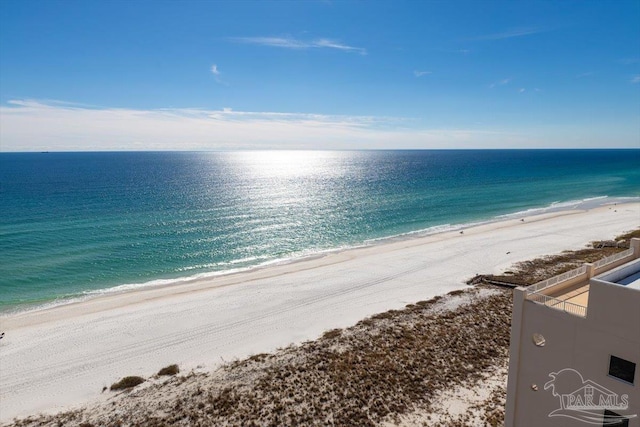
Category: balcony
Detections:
[{"x1": 524, "y1": 247, "x2": 636, "y2": 318}]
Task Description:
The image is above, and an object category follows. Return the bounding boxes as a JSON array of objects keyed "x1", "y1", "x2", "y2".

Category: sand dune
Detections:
[{"x1": 1, "y1": 203, "x2": 638, "y2": 422}]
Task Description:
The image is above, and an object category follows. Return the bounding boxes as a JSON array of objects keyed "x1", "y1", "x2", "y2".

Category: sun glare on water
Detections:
[{"x1": 230, "y1": 150, "x2": 340, "y2": 179}]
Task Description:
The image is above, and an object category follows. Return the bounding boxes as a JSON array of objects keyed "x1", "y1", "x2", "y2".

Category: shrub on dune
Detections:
[
  {"x1": 110, "y1": 376, "x2": 145, "y2": 391},
  {"x1": 158, "y1": 364, "x2": 180, "y2": 376}
]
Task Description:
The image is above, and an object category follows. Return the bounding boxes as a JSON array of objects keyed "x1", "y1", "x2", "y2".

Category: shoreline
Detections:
[
  {"x1": 2, "y1": 195, "x2": 636, "y2": 317},
  {"x1": 1, "y1": 201, "x2": 625, "y2": 328},
  {"x1": 1, "y1": 201, "x2": 639, "y2": 421}
]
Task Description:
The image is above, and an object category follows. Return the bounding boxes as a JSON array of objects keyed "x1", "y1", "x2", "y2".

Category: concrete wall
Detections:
[
  {"x1": 506, "y1": 264, "x2": 640, "y2": 426},
  {"x1": 587, "y1": 279, "x2": 640, "y2": 364},
  {"x1": 505, "y1": 288, "x2": 525, "y2": 426},
  {"x1": 507, "y1": 299, "x2": 589, "y2": 426},
  {"x1": 595, "y1": 259, "x2": 640, "y2": 285}
]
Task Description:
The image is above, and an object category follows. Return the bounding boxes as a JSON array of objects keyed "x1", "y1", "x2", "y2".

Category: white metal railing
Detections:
[
  {"x1": 593, "y1": 248, "x2": 634, "y2": 270},
  {"x1": 524, "y1": 246, "x2": 637, "y2": 318},
  {"x1": 526, "y1": 265, "x2": 587, "y2": 295},
  {"x1": 527, "y1": 293, "x2": 588, "y2": 317}
]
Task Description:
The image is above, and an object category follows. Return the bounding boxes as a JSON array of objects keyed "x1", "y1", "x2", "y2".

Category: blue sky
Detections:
[{"x1": 0, "y1": 0, "x2": 639, "y2": 151}]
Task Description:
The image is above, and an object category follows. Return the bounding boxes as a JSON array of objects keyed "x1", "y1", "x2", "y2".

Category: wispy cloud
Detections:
[
  {"x1": 435, "y1": 48, "x2": 471, "y2": 55},
  {"x1": 489, "y1": 78, "x2": 511, "y2": 88},
  {"x1": 471, "y1": 27, "x2": 546, "y2": 41},
  {"x1": 0, "y1": 99, "x2": 527, "y2": 151},
  {"x1": 210, "y1": 64, "x2": 226, "y2": 85},
  {"x1": 619, "y1": 57, "x2": 640, "y2": 65},
  {"x1": 518, "y1": 88, "x2": 526, "y2": 93},
  {"x1": 414, "y1": 70, "x2": 432, "y2": 77},
  {"x1": 576, "y1": 71, "x2": 595, "y2": 78},
  {"x1": 313, "y1": 39, "x2": 366, "y2": 54},
  {"x1": 232, "y1": 36, "x2": 307, "y2": 49},
  {"x1": 630, "y1": 75, "x2": 640, "y2": 84},
  {"x1": 230, "y1": 36, "x2": 367, "y2": 55}
]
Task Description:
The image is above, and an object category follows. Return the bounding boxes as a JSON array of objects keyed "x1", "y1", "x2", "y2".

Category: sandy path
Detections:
[{"x1": 0, "y1": 203, "x2": 638, "y2": 422}]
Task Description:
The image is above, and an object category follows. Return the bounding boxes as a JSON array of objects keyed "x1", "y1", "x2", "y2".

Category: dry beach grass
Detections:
[
  {"x1": 10, "y1": 287, "x2": 512, "y2": 427},
  {"x1": 7, "y1": 228, "x2": 638, "y2": 427}
]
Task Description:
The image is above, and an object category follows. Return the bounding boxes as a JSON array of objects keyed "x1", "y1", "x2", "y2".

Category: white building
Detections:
[{"x1": 505, "y1": 238, "x2": 640, "y2": 427}]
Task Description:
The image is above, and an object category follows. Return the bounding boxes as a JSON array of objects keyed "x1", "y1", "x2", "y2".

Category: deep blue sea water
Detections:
[{"x1": 1, "y1": 150, "x2": 639, "y2": 312}]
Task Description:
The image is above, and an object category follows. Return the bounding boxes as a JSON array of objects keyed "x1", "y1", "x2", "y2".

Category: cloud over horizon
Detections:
[{"x1": 0, "y1": 99, "x2": 537, "y2": 152}]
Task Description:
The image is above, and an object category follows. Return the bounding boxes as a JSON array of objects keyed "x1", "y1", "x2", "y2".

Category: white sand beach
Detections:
[{"x1": 1, "y1": 203, "x2": 638, "y2": 422}]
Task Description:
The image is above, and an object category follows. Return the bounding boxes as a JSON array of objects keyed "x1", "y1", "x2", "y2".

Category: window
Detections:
[
  {"x1": 603, "y1": 410, "x2": 629, "y2": 427},
  {"x1": 608, "y1": 355, "x2": 636, "y2": 384}
]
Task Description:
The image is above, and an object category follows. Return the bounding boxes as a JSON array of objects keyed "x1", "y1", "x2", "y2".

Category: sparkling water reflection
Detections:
[{"x1": 0, "y1": 149, "x2": 638, "y2": 309}]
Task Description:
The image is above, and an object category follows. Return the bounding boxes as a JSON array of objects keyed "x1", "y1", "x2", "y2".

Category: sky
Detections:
[{"x1": 0, "y1": 0, "x2": 639, "y2": 151}]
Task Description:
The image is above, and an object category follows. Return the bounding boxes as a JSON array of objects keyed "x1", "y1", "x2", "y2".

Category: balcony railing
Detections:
[
  {"x1": 526, "y1": 265, "x2": 587, "y2": 295},
  {"x1": 593, "y1": 248, "x2": 634, "y2": 270},
  {"x1": 524, "y1": 246, "x2": 637, "y2": 318},
  {"x1": 526, "y1": 292, "x2": 587, "y2": 317}
]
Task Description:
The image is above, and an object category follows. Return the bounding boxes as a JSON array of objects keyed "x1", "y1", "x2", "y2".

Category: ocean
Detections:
[{"x1": 1, "y1": 150, "x2": 639, "y2": 312}]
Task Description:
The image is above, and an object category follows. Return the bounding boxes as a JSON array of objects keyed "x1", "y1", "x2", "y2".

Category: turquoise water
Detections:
[{"x1": 1, "y1": 150, "x2": 639, "y2": 311}]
